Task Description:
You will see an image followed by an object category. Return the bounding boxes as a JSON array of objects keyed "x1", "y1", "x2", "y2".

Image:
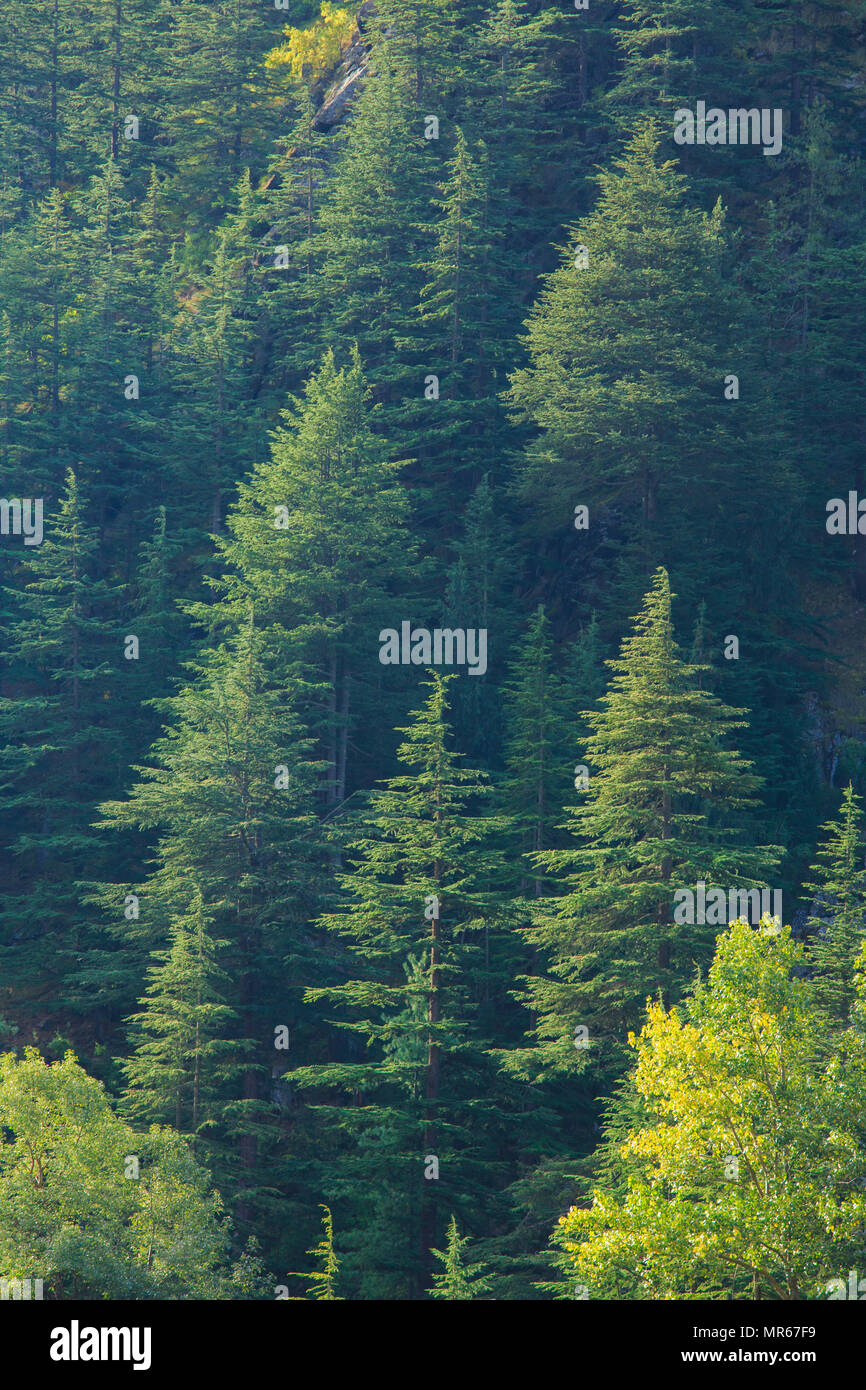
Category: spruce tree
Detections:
[
  {"x1": 202, "y1": 348, "x2": 418, "y2": 811},
  {"x1": 289, "y1": 1204, "x2": 342, "y2": 1301},
  {"x1": 437, "y1": 474, "x2": 516, "y2": 763},
  {"x1": 311, "y1": 49, "x2": 434, "y2": 438},
  {"x1": 408, "y1": 128, "x2": 515, "y2": 521},
  {"x1": 499, "y1": 606, "x2": 573, "y2": 897},
  {"x1": 507, "y1": 121, "x2": 760, "y2": 622}
]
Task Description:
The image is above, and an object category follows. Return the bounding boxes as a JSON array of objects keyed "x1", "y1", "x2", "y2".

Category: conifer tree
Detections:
[
  {"x1": 408, "y1": 128, "x2": 514, "y2": 518},
  {"x1": 0, "y1": 187, "x2": 82, "y2": 498},
  {"x1": 122, "y1": 888, "x2": 237, "y2": 1136},
  {"x1": 95, "y1": 617, "x2": 324, "y2": 1244},
  {"x1": 507, "y1": 568, "x2": 781, "y2": 1085},
  {"x1": 169, "y1": 171, "x2": 267, "y2": 536},
  {"x1": 499, "y1": 607, "x2": 573, "y2": 897},
  {"x1": 258, "y1": 80, "x2": 333, "y2": 402},
  {"x1": 152, "y1": 0, "x2": 285, "y2": 225},
  {"x1": 0, "y1": 469, "x2": 120, "y2": 1010},
  {"x1": 312, "y1": 51, "x2": 434, "y2": 435},
  {"x1": 430, "y1": 1214, "x2": 492, "y2": 1299},
  {"x1": 437, "y1": 475, "x2": 516, "y2": 763},
  {"x1": 508, "y1": 122, "x2": 760, "y2": 620},
  {"x1": 291, "y1": 675, "x2": 510, "y2": 1297},
  {"x1": 290, "y1": 1204, "x2": 342, "y2": 1301},
  {"x1": 805, "y1": 785, "x2": 866, "y2": 1030},
  {"x1": 370, "y1": 0, "x2": 461, "y2": 108},
  {"x1": 203, "y1": 348, "x2": 418, "y2": 810}
]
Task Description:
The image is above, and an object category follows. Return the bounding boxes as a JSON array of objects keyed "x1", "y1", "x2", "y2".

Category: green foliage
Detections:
[
  {"x1": 556, "y1": 918, "x2": 866, "y2": 1300},
  {"x1": 291, "y1": 1204, "x2": 342, "y2": 1300},
  {"x1": 0, "y1": 1049, "x2": 230, "y2": 1298},
  {"x1": 1, "y1": 0, "x2": 866, "y2": 1305},
  {"x1": 430, "y1": 1214, "x2": 492, "y2": 1299},
  {"x1": 509, "y1": 569, "x2": 781, "y2": 1084},
  {"x1": 805, "y1": 785, "x2": 866, "y2": 1030}
]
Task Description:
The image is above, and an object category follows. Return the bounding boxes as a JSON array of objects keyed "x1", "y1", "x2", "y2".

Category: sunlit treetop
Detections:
[{"x1": 265, "y1": 3, "x2": 356, "y2": 84}]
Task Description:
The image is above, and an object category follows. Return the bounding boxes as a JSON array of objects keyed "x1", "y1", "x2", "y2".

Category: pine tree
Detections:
[
  {"x1": 292, "y1": 1204, "x2": 342, "y2": 1301},
  {"x1": 507, "y1": 121, "x2": 761, "y2": 623},
  {"x1": 312, "y1": 50, "x2": 434, "y2": 436},
  {"x1": 151, "y1": 0, "x2": 286, "y2": 226},
  {"x1": 0, "y1": 187, "x2": 82, "y2": 498},
  {"x1": 202, "y1": 348, "x2": 418, "y2": 812},
  {"x1": 499, "y1": 607, "x2": 573, "y2": 897},
  {"x1": 369, "y1": 0, "x2": 461, "y2": 108},
  {"x1": 437, "y1": 474, "x2": 516, "y2": 763},
  {"x1": 258, "y1": 75, "x2": 333, "y2": 403},
  {"x1": 407, "y1": 128, "x2": 515, "y2": 520},
  {"x1": 168, "y1": 170, "x2": 268, "y2": 537}
]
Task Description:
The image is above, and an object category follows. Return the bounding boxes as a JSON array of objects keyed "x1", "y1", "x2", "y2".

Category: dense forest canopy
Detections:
[{"x1": 1, "y1": 0, "x2": 866, "y2": 1302}]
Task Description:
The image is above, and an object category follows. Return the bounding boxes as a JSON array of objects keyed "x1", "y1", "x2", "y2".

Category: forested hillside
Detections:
[{"x1": 2, "y1": 0, "x2": 866, "y2": 1303}]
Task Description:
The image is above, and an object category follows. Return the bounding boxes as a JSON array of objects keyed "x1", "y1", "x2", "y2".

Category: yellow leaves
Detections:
[{"x1": 265, "y1": 3, "x2": 356, "y2": 85}]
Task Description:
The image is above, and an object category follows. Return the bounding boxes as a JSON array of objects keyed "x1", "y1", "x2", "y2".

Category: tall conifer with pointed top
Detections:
[
  {"x1": 805, "y1": 785, "x2": 866, "y2": 1031},
  {"x1": 291, "y1": 674, "x2": 510, "y2": 1297},
  {"x1": 507, "y1": 568, "x2": 781, "y2": 1084}
]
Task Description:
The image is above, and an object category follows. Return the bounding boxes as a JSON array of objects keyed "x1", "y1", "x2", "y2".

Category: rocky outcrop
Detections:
[{"x1": 311, "y1": 2, "x2": 376, "y2": 130}]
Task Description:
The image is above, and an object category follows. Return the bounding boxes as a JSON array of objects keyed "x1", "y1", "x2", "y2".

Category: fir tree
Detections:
[
  {"x1": 95, "y1": 616, "x2": 324, "y2": 1245},
  {"x1": 507, "y1": 121, "x2": 760, "y2": 622},
  {"x1": 499, "y1": 606, "x2": 573, "y2": 897},
  {"x1": 202, "y1": 348, "x2": 418, "y2": 811}
]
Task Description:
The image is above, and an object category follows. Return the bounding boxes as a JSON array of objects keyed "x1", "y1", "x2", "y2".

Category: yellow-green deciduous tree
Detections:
[
  {"x1": 266, "y1": 4, "x2": 355, "y2": 84},
  {"x1": 556, "y1": 918, "x2": 866, "y2": 1300},
  {"x1": 0, "y1": 1049, "x2": 230, "y2": 1299}
]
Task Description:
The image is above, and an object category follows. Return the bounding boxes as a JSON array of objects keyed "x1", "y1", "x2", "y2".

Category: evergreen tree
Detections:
[
  {"x1": 805, "y1": 785, "x2": 866, "y2": 1030},
  {"x1": 122, "y1": 887, "x2": 237, "y2": 1136},
  {"x1": 429, "y1": 1213, "x2": 492, "y2": 1299},
  {"x1": 508, "y1": 122, "x2": 766, "y2": 623},
  {"x1": 507, "y1": 568, "x2": 781, "y2": 1085},
  {"x1": 291, "y1": 675, "x2": 510, "y2": 1298},
  {"x1": 0, "y1": 469, "x2": 120, "y2": 1012},
  {"x1": 438, "y1": 474, "x2": 516, "y2": 763},
  {"x1": 288, "y1": 1203, "x2": 342, "y2": 1301},
  {"x1": 152, "y1": 0, "x2": 286, "y2": 226},
  {"x1": 203, "y1": 348, "x2": 418, "y2": 809},
  {"x1": 312, "y1": 50, "x2": 434, "y2": 444},
  {"x1": 95, "y1": 616, "x2": 324, "y2": 1249},
  {"x1": 408, "y1": 128, "x2": 515, "y2": 522},
  {"x1": 499, "y1": 606, "x2": 573, "y2": 897}
]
